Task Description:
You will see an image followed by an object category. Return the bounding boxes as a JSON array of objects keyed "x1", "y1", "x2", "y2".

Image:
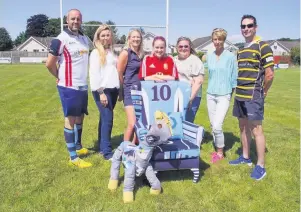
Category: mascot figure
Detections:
[{"x1": 108, "y1": 115, "x2": 171, "y2": 203}]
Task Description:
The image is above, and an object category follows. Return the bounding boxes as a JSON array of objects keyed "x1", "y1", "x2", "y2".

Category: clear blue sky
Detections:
[{"x1": 0, "y1": 0, "x2": 300, "y2": 44}]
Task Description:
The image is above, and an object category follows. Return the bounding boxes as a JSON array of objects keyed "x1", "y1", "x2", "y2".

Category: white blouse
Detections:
[{"x1": 89, "y1": 49, "x2": 120, "y2": 91}]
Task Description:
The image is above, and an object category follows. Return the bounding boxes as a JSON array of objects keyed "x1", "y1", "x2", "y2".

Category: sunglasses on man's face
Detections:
[
  {"x1": 178, "y1": 45, "x2": 189, "y2": 49},
  {"x1": 240, "y1": 24, "x2": 255, "y2": 29}
]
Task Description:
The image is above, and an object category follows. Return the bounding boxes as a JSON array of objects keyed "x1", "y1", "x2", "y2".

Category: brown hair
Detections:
[{"x1": 176, "y1": 36, "x2": 196, "y2": 55}]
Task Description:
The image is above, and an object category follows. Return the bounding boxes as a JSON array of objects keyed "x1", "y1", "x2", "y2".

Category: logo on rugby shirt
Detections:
[
  {"x1": 73, "y1": 49, "x2": 89, "y2": 57},
  {"x1": 266, "y1": 56, "x2": 273, "y2": 62},
  {"x1": 163, "y1": 63, "x2": 168, "y2": 70},
  {"x1": 79, "y1": 50, "x2": 89, "y2": 55},
  {"x1": 149, "y1": 64, "x2": 156, "y2": 68}
]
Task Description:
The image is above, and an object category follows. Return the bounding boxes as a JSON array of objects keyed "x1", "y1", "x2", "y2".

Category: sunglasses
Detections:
[
  {"x1": 240, "y1": 24, "x2": 255, "y2": 29},
  {"x1": 178, "y1": 45, "x2": 189, "y2": 49}
]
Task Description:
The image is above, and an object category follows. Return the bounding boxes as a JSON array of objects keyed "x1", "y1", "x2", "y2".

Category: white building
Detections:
[
  {"x1": 16, "y1": 36, "x2": 54, "y2": 52},
  {"x1": 268, "y1": 40, "x2": 300, "y2": 56},
  {"x1": 192, "y1": 36, "x2": 238, "y2": 54},
  {"x1": 113, "y1": 32, "x2": 174, "y2": 54}
]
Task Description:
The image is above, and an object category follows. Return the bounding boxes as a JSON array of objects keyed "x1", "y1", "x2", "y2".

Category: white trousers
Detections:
[{"x1": 206, "y1": 93, "x2": 231, "y2": 148}]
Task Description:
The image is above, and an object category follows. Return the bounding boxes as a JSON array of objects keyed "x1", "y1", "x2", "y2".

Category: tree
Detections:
[
  {"x1": 139, "y1": 27, "x2": 146, "y2": 36},
  {"x1": 278, "y1": 38, "x2": 292, "y2": 41},
  {"x1": 196, "y1": 51, "x2": 204, "y2": 60},
  {"x1": 0, "y1": 27, "x2": 13, "y2": 50},
  {"x1": 82, "y1": 21, "x2": 102, "y2": 41},
  {"x1": 290, "y1": 47, "x2": 300, "y2": 65},
  {"x1": 235, "y1": 42, "x2": 245, "y2": 49},
  {"x1": 119, "y1": 34, "x2": 126, "y2": 44},
  {"x1": 14, "y1": 31, "x2": 27, "y2": 47},
  {"x1": 171, "y1": 52, "x2": 178, "y2": 57},
  {"x1": 25, "y1": 14, "x2": 49, "y2": 37},
  {"x1": 106, "y1": 20, "x2": 119, "y2": 43},
  {"x1": 45, "y1": 18, "x2": 61, "y2": 37}
]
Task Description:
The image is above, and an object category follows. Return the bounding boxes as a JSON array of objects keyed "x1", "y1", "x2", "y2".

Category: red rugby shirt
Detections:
[{"x1": 139, "y1": 55, "x2": 178, "y2": 79}]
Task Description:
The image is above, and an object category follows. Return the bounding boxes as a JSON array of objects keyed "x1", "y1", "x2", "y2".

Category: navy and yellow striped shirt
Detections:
[{"x1": 235, "y1": 40, "x2": 274, "y2": 101}]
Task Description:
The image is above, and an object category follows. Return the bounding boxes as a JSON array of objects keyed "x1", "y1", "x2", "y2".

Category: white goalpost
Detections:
[{"x1": 59, "y1": 0, "x2": 170, "y2": 47}]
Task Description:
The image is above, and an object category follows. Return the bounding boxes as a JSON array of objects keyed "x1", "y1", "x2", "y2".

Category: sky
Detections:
[{"x1": 0, "y1": 0, "x2": 300, "y2": 44}]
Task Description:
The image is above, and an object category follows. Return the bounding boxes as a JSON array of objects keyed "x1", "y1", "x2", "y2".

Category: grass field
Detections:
[{"x1": 0, "y1": 64, "x2": 300, "y2": 212}]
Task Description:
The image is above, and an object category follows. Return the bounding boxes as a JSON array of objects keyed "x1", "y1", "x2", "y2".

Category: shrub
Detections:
[
  {"x1": 290, "y1": 47, "x2": 300, "y2": 65},
  {"x1": 196, "y1": 51, "x2": 204, "y2": 60}
]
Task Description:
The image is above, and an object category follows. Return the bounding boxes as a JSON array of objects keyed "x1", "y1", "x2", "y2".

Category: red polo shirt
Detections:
[{"x1": 139, "y1": 55, "x2": 179, "y2": 79}]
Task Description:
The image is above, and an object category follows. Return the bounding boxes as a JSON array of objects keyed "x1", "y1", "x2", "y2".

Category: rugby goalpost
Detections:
[{"x1": 59, "y1": 0, "x2": 170, "y2": 48}]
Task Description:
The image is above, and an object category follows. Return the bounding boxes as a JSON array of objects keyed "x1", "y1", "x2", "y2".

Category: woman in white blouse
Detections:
[{"x1": 89, "y1": 24, "x2": 120, "y2": 160}]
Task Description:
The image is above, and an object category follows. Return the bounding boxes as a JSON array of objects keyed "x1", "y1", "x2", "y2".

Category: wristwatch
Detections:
[{"x1": 97, "y1": 87, "x2": 104, "y2": 95}]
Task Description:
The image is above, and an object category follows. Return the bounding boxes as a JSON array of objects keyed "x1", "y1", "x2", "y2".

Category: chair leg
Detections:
[{"x1": 191, "y1": 168, "x2": 199, "y2": 183}]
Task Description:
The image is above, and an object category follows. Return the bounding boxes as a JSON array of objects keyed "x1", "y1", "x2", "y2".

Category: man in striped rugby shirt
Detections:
[{"x1": 229, "y1": 15, "x2": 274, "y2": 180}]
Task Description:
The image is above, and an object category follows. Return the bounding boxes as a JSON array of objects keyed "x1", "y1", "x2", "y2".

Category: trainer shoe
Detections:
[
  {"x1": 251, "y1": 165, "x2": 266, "y2": 180},
  {"x1": 229, "y1": 155, "x2": 252, "y2": 166},
  {"x1": 69, "y1": 158, "x2": 92, "y2": 168},
  {"x1": 76, "y1": 148, "x2": 89, "y2": 156}
]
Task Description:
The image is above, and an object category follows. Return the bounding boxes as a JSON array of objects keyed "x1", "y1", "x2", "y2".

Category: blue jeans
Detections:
[
  {"x1": 92, "y1": 88, "x2": 119, "y2": 159},
  {"x1": 185, "y1": 97, "x2": 201, "y2": 123}
]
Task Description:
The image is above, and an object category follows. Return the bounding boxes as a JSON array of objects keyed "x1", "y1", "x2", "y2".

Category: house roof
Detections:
[
  {"x1": 192, "y1": 36, "x2": 211, "y2": 49},
  {"x1": 235, "y1": 39, "x2": 300, "y2": 52},
  {"x1": 142, "y1": 32, "x2": 174, "y2": 48},
  {"x1": 143, "y1": 32, "x2": 156, "y2": 38},
  {"x1": 32, "y1": 36, "x2": 55, "y2": 48},
  {"x1": 113, "y1": 44, "x2": 124, "y2": 48},
  {"x1": 16, "y1": 36, "x2": 51, "y2": 51},
  {"x1": 275, "y1": 41, "x2": 300, "y2": 50},
  {"x1": 192, "y1": 36, "x2": 238, "y2": 50}
]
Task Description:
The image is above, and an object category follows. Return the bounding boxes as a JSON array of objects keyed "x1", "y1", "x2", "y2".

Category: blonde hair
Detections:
[
  {"x1": 93, "y1": 24, "x2": 115, "y2": 66},
  {"x1": 123, "y1": 29, "x2": 144, "y2": 58},
  {"x1": 211, "y1": 28, "x2": 227, "y2": 41}
]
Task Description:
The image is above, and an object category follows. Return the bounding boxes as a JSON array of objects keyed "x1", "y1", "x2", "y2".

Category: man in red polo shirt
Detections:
[{"x1": 139, "y1": 36, "x2": 178, "y2": 81}]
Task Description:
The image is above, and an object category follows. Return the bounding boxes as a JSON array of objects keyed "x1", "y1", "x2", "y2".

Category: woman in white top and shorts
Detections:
[
  {"x1": 89, "y1": 24, "x2": 120, "y2": 160},
  {"x1": 174, "y1": 36, "x2": 205, "y2": 123}
]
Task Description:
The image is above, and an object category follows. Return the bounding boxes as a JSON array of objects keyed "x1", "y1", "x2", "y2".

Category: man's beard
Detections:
[
  {"x1": 69, "y1": 26, "x2": 79, "y2": 33},
  {"x1": 71, "y1": 28, "x2": 79, "y2": 32}
]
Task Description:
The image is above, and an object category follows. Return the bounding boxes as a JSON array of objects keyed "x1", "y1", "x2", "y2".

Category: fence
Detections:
[{"x1": 0, "y1": 51, "x2": 48, "y2": 64}]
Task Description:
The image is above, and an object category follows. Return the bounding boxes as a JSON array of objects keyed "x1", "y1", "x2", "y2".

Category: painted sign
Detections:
[
  {"x1": 20, "y1": 57, "x2": 47, "y2": 63},
  {"x1": 278, "y1": 64, "x2": 289, "y2": 69},
  {"x1": 0, "y1": 57, "x2": 11, "y2": 64},
  {"x1": 275, "y1": 64, "x2": 289, "y2": 69}
]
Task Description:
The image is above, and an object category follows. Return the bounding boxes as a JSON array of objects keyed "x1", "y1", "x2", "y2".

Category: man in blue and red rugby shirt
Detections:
[{"x1": 46, "y1": 9, "x2": 92, "y2": 168}]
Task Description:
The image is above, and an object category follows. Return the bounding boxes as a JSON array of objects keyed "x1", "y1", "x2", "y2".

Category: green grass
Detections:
[{"x1": 0, "y1": 64, "x2": 299, "y2": 212}]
